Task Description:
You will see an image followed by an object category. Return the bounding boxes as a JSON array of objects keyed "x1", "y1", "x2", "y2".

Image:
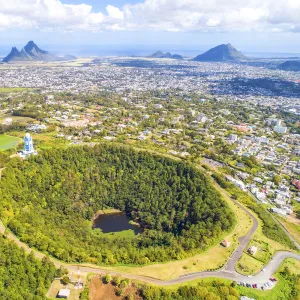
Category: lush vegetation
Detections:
[
  {"x1": 0, "y1": 144, "x2": 234, "y2": 265},
  {"x1": 141, "y1": 280, "x2": 240, "y2": 300},
  {"x1": 96, "y1": 275, "x2": 240, "y2": 300},
  {"x1": 212, "y1": 173, "x2": 296, "y2": 249},
  {"x1": 0, "y1": 235, "x2": 57, "y2": 300}
]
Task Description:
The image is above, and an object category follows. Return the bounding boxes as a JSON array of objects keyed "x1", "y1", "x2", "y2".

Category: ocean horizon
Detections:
[{"x1": 1, "y1": 44, "x2": 300, "y2": 59}]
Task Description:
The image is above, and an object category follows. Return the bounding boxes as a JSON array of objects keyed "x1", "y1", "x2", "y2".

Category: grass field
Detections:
[
  {"x1": 236, "y1": 253, "x2": 265, "y2": 275},
  {"x1": 0, "y1": 135, "x2": 20, "y2": 150},
  {"x1": 0, "y1": 87, "x2": 30, "y2": 93},
  {"x1": 0, "y1": 112, "x2": 34, "y2": 123},
  {"x1": 278, "y1": 217, "x2": 300, "y2": 245},
  {"x1": 47, "y1": 279, "x2": 84, "y2": 300}
]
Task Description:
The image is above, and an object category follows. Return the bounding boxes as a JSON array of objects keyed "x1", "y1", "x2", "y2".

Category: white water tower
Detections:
[{"x1": 24, "y1": 133, "x2": 34, "y2": 153}]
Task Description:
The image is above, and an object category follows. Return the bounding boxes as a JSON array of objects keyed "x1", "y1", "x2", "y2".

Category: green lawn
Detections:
[
  {"x1": 0, "y1": 135, "x2": 20, "y2": 150},
  {"x1": 0, "y1": 87, "x2": 29, "y2": 93}
]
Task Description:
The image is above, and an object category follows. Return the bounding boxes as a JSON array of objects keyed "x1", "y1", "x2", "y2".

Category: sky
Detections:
[{"x1": 1, "y1": 0, "x2": 300, "y2": 56}]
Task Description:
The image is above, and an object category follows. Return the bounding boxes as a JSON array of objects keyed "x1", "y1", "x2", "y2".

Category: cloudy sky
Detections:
[{"x1": 1, "y1": 0, "x2": 300, "y2": 55}]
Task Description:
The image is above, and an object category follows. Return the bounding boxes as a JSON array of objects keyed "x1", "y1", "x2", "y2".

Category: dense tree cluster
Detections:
[
  {"x1": 0, "y1": 235, "x2": 57, "y2": 300},
  {"x1": 141, "y1": 280, "x2": 240, "y2": 300},
  {"x1": 0, "y1": 144, "x2": 234, "y2": 265}
]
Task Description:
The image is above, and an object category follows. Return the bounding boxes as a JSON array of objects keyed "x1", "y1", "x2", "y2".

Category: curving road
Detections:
[
  {"x1": 0, "y1": 199, "x2": 299, "y2": 288},
  {"x1": 221, "y1": 194, "x2": 258, "y2": 272},
  {"x1": 64, "y1": 250, "x2": 300, "y2": 286},
  {"x1": 0, "y1": 166, "x2": 299, "y2": 287}
]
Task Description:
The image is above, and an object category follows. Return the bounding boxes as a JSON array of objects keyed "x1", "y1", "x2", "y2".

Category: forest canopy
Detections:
[
  {"x1": 0, "y1": 144, "x2": 234, "y2": 265},
  {"x1": 0, "y1": 235, "x2": 57, "y2": 300}
]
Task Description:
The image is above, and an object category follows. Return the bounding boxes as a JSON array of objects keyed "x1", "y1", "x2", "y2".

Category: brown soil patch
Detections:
[
  {"x1": 89, "y1": 276, "x2": 142, "y2": 300},
  {"x1": 287, "y1": 215, "x2": 300, "y2": 226}
]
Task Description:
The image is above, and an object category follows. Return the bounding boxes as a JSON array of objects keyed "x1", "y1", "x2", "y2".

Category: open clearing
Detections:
[
  {"x1": 0, "y1": 135, "x2": 20, "y2": 150},
  {"x1": 89, "y1": 276, "x2": 142, "y2": 300},
  {"x1": 236, "y1": 253, "x2": 265, "y2": 275},
  {"x1": 0, "y1": 112, "x2": 35, "y2": 123},
  {"x1": 47, "y1": 279, "x2": 84, "y2": 300}
]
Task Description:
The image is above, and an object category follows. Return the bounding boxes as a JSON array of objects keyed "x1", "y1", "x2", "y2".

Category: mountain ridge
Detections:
[
  {"x1": 149, "y1": 51, "x2": 183, "y2": 60},
  {"x1": 193, "y1": 43, "x2": 247, "y2": 62},
  {"x1": 278, "y1": 60, "x2": 300, "y2": 72},
  {"x1": 2, "y1": 41, "x2": 75, "y2": 63}
]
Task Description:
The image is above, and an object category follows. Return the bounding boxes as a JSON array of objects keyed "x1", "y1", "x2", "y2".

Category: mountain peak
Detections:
[
  {"x1": 149, "y1": 51, "x2": 183, "y2": 60},
  {"x1": 193, "y1": 43, "x2": 247, "y2": 62},
  {"x1": 2, "y1": 47, "x2": 26, "y2": 63},
  {"x1": 2, "y1": 41, "x2": 56, "y2": 63},
  {"x1": 26, "y1": 40, "x2": 35, "y2": 46},
  {"x1": 23, "y1": 41, "x2": 48, "y2": 56},
  {"x1": 2, "y1": 41, "x2": 76, "y2": 63},
  {"x1": 24, "y1": 41, "x2": 37, "y2": 50}
]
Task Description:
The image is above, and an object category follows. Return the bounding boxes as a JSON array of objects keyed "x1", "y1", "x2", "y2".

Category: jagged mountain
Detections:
[
  {"x1": 2, "y1": 47, "x2": 28, "y2": 63},
  {"x1": 193, "y1": 44, "x2": 247, "y2": 62},
  {"x1": 2, "y1": 41, "x2": 75, "y2": 63},
  {"x1": 22, "y1": 41, "x2": 56, "y2": 61},
  {"x1": 149, "y1": 51, "x2": 183, "y2": 60},
  {"x1": 278, "y1": 61, "x2": 300, "y2": 72}
]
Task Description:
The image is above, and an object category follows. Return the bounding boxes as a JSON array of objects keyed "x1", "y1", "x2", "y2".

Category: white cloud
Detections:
[
  {"x1": 0, "y1": 0, "x2": 300, "y2": 33},
  {"x1": 106, "y1": 5, "x2": 124, "y2": 20},
  {"x1": 0, "y1": 0, "x2": 108, "y2": 30}
]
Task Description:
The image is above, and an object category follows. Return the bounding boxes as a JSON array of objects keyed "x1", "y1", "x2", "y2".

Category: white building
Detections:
[
  {"x1": 274, "y1": 126, "x2": 287, "y2": 134},
  {"x1": 271, "y1": 207, "x2": 287, "y2": 216},
  {"x1": 248, "y1": 246, "x2": 258, "y2": 255},
  {"x1": 225, "y1": 175, "x2": 247, "y2": 191},
  {"x1": 2, "y1": 118, "x2": 13, "y2": 125},
  {"x1": 228, "y1": 134, "x2": 238, "y2": 142},
  {"x1": 18, "y1": 133, "x2": 38, "y2": 159},
  {"x1": 57, "y1": 289, "x2": 70, "y2": 299}
]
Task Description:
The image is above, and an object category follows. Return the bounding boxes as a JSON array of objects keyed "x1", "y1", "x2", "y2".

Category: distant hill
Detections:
[
  {"x1": 63, "y1": 54, "x2": 77, "y2": 60},
  {"x1": 278, "y1": 61, "x2": 300, "y2": 72},
  {"x1": 2, "y1": 41, "x2": 75, "y2": 63},
  {"x1": 149, "y1": 51, "x2": 183, "y2": 60},
  {"x1": 193, "y1": 44, "x2": 247, "y2": 62}
]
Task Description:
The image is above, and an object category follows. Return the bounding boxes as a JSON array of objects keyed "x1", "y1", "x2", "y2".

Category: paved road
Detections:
[
  {"x1": 64, "y1": 251, "x2": 300, "y2": 287},
  {"x1": 0, "y1": 166, "x2": 299, "y2": 287},
  {"x1": 1, "y1": 199, "x2": 299, "y2": 288},
  {"x1": 222, "y1": 195, "x2": 258, "y2": 272}
]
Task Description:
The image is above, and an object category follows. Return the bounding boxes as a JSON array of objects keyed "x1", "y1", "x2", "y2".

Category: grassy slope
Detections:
[{"x1": 0, "y1": 135, "x2": 20, "y2": 150}]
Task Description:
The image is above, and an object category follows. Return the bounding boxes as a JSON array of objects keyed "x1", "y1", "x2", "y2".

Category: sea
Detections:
[{"x1": 1, "y1": 44, "x2": 300, "y2": 59}]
